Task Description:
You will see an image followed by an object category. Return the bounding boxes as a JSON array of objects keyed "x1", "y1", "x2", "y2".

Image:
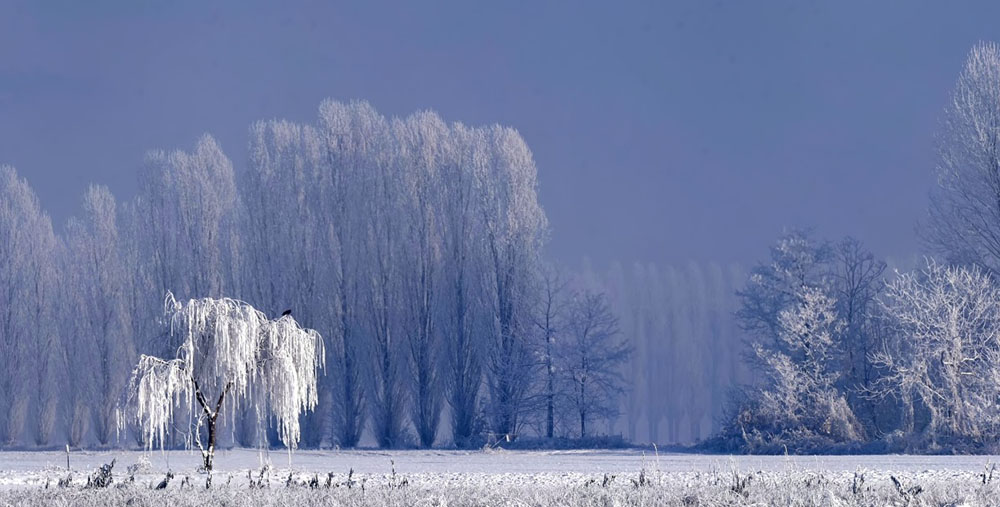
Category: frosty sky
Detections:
[{"x1": 1, "y1": 1, "x2": 998, "y2": 268}]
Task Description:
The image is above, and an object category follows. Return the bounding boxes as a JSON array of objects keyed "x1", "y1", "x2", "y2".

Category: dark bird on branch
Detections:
[{"x1": 281, "y1": 309, "x2": 292, "y2": 317}]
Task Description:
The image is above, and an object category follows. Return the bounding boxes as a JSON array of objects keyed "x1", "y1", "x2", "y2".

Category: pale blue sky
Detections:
[{"x1": 1, "y1": 1, "x2": 997, "y2": 267}]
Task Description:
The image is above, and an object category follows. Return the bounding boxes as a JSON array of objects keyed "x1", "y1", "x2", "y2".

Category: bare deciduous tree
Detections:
[
  {"x1": 926, "y1": 42, "x2": 1000, "y2": 274},
  {"x1": 533, "y1": 263, "x2": 568, "y2": 439},
  {"x1": 560, "y1": 291, "x2": 630, "y2": 438},
  {"x1": 874, "y1": 261, "x2": 1000, "y2": 443}
]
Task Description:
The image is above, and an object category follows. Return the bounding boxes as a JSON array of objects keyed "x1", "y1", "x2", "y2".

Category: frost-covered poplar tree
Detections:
[
  {"x1": 440, "y1": 124, "x2": 485, "y2": 446},
  {"x1": 63, "y1": 185, "x2": 134, "y2": 446},
  {"x1": 24, "y1": 215, "x2": 60, "y2": 447},
  {"x1": 135, "y1": 134, "x2": 240, "y2": 358},
  {"x1": 361, "y1": 112, "x2": 409, "y2": 449},
  {"x1": 704, "y1": 262, "x2": 732, "y2": 433},
  {"x1": 633, "y1": 263, "x2": 665, "y2": 443},
  {"x1": 317, "y1": 100, "x2": 369, "y2": 448},
  {"x1": 121, "y1": 293, "x2": 324, "y2": 484},
  {"x1": 0, "y1": 167, "x2": 59, "y2": 446},
  {"x1": 662, "y1": 265, "x2": 687, "y2": 443},
  {"x1": 478, "y1": 126, "x2": 548, "y2": 440},
  {"x1": 243, "y1": 120, "x2": 329, "y2": 329},
  {"x1": 396, "y1": 112, "x2": 448, "y2": 448},
  {"x1": 60, "y1": 229, "x2": 94, "y2": 447},
  {"x1": 678, "y1": 263, "x2": 709, "y2": 442}
]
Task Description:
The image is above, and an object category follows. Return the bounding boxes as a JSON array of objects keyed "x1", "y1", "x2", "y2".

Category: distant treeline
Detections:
[{"x1": 0, "y1": 100, "x2": 640, "y2": 449}]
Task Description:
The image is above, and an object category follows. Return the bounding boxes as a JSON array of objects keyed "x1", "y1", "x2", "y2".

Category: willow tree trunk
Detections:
[
  {"x1": 194, "y1": 381, "x2": 231, "y2": 488},
  {"x1": 203, "y1": 415, "x2": 218, "y2": 487}
]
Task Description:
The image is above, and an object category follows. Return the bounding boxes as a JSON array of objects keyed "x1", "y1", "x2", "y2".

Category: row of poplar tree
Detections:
[{"x1": 0, "y1": 100, "x2": 632, "y2": 449}]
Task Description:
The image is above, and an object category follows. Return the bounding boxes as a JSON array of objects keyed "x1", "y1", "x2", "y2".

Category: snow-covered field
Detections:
[{"x1": 2, "y1": 449, "x2": 1000, "y2": 505}]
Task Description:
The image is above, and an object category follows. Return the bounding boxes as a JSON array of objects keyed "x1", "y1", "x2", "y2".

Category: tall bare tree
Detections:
[
  {"x1": 533, "y1": 264, "x2": 568, "y2": 439},
  {"x1": 926, "y1": 42, "x2": 1000, "y2": 274},
  {"x1": 560, "y1": 290, "x2": 629, "y2": 438}
]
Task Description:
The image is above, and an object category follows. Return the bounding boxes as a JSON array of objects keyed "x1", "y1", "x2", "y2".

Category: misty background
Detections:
[{"x1": 2, "y1": 1, "x2": 1000, "y2": 448}]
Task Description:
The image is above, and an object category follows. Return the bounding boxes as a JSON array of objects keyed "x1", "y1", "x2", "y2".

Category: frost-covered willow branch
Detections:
[
  {"x1": 118, "y1": 292, "x2": 324, "y2": 480},
  {"x1": 124, "y1": 355, "x2": 189, "y2": 453}
]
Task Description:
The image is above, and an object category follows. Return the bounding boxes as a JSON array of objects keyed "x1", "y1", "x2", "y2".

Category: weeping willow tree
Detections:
[{"x1": 119, "y1": 293, "x2": 324, "y2": 485}]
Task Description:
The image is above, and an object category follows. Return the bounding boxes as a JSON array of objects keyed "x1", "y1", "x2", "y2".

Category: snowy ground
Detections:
[{"x1": 3, "y1": 449, "x2": 1000, "y2": 505}]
